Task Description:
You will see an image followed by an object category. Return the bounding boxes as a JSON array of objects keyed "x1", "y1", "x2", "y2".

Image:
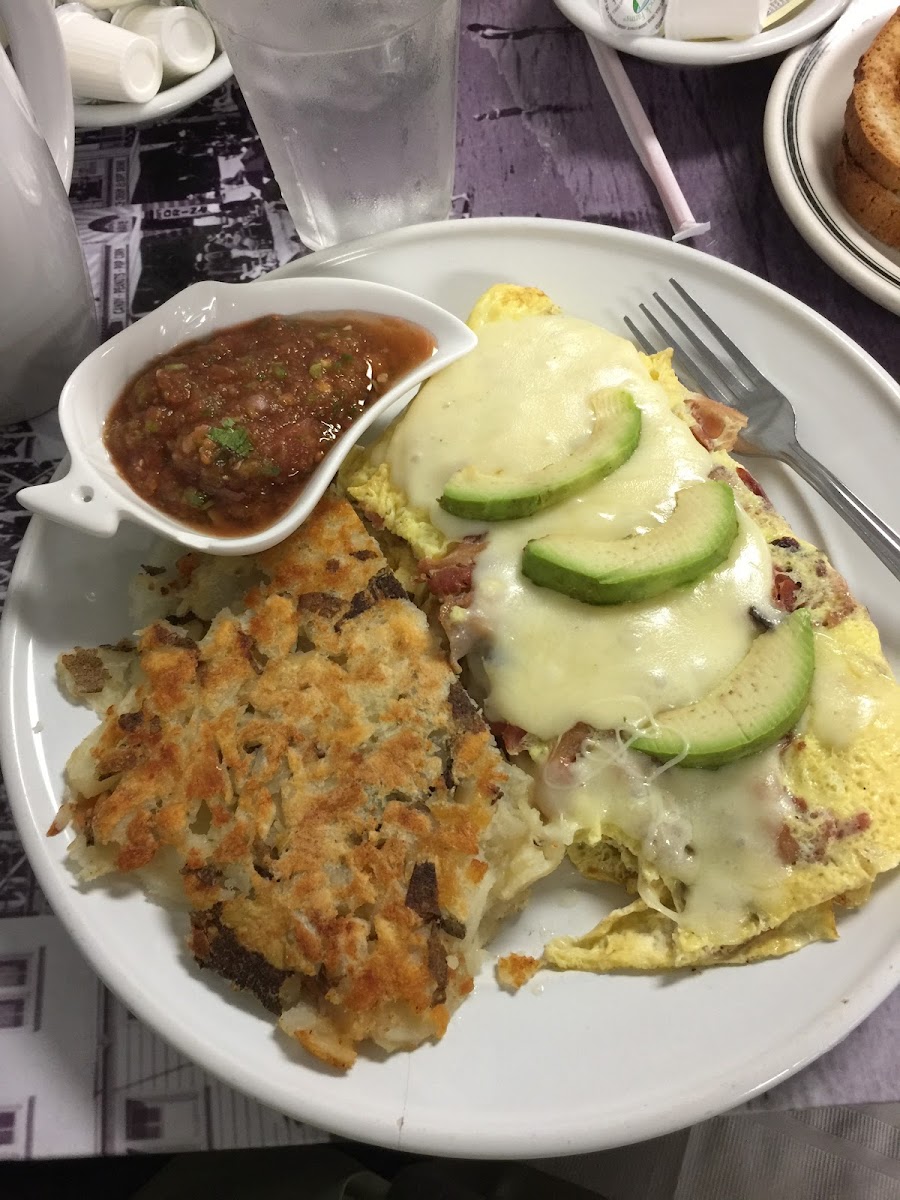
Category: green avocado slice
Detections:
[
  {"x1": 629, "y1": 609, "x2": 815, "y2": 769},
  {"x1": 521, "y1": 480, "x2": 738, "y2": 605},
  {"x1": 438, "y1": 388, "x2": 641, "y2": 521}
]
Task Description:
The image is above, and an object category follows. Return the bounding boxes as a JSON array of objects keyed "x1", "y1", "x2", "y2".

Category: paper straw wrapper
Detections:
[{"x1": 586, "y1": 36, "x2": 710, "y2": 242}]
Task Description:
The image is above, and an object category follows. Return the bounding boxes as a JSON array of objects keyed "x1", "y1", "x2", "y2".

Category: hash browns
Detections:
[{"x1": 55, "y1": 493, "x2": 557, "y2": 1068}]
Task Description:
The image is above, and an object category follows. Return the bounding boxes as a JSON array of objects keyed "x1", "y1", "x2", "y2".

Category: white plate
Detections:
[
  {"x1": 764, "y1": 0, "x2": 900, "y2": 315},
  {"x1": 554, "y1": 0, "x2": 849, "y2": 66},
  {"x1": 73, "y1": 51, "x2": 231, "y2": 128},
  {"x1": 3, "y1": 218, "x2": 900, "y2": 1159}
]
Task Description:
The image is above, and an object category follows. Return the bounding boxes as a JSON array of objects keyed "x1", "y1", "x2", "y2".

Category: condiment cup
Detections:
[
  {"x1": 17, "y1": 277, "x2": 477, "y2": 556},
  {"x1": 111, "y1": 4, "x2": 216, "y2": 84},
  {"x1": 56, "y1": 7, "x2": 162, "y2": 103}
]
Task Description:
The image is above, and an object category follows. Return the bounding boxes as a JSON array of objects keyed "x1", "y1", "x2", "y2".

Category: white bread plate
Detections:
[
  {"x1": 16, "y1": 276, "x2": 476, "y2": 555},
  {"x1": 764, "y1": 0, "x2": 900, "y2": 315}
]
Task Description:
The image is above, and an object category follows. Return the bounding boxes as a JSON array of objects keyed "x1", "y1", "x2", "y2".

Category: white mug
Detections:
[{"x1": 0, "y1": 0, "x2": 99, "y2": 425}]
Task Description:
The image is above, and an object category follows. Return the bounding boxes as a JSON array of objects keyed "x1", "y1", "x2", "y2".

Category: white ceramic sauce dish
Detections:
[{"x1": 17, "y1": 276, "x2": 477, "y2": 555}]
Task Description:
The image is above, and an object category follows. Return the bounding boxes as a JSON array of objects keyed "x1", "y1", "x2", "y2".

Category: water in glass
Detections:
[{"x1": 201, "y1": 0, "x2": 461, "y2": 250}]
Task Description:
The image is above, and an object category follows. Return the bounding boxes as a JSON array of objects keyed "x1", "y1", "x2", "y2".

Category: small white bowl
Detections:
[
  {"x1": 17, "y1": 276, "x2": 477, "y2": 555},
  {"x1": 73, "y1": 48, "x2": 231, "y2": 127},
  {"x1": 553, "y1": 0, "x2": 850, "y2": 66}
]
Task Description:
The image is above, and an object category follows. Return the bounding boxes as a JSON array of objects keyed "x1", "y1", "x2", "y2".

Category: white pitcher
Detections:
[{"x1": 0, "y1": 0, "x2": 99, "y2": 425}]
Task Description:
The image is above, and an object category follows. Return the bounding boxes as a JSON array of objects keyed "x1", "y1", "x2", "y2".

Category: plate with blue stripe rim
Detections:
[{"x1": 764, "y1": 0, "x2": 900, "y2": 316}]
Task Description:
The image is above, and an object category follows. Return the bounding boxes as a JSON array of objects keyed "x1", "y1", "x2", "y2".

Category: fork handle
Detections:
[{"x1": 784, "y1": 443, "x2": 900, "y2": 583}]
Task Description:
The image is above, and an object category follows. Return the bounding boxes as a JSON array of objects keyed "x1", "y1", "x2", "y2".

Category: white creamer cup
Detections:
[
  {"x1": 54, "y1": 2, "x2": 98, "y2": 15},
  {"x1": 56, "y1": 8, "x2": 161, "y2": 101},
  {"x1": 61, "y1": 0, "x2": 114, "y2": 19},
  {"x1": 599, "y1": 0, "x2": 666, "y2": 36},
  {"x1": 79, "y1": 0, "x2": 143, "y2": 10},
  {"x1": 111, "y1": 3, "x2": 214, "y2": 83}
]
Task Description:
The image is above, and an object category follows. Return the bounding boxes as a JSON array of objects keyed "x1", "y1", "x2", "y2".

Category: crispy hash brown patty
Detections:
[{"x1": 54, "y1": 494, "x2": 554, "y2": 1068}]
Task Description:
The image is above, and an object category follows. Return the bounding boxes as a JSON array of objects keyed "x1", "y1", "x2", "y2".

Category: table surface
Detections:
[{"x1": 0, "y1": 0, "x2": 897, "y2": 1163}]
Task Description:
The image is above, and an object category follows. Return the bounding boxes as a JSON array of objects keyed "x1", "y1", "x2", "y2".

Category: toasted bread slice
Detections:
[
  {"x1": 835, "y1": 138, "x2": 900, "y2": 251},
  {"x1": 843, "y1": 8, "x2": 900, "y2": 193}
]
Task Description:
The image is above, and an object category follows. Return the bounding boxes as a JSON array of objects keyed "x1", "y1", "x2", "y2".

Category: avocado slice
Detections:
[
  {"x1": 629, "y1": 609, "x2": 815, "y2": 769},
  {"x1": 438, "y1": 389, "x2": 641, "y2": 521},
  {"x1": 521, "y1": 480, "x2": 738, "y2": 605}
]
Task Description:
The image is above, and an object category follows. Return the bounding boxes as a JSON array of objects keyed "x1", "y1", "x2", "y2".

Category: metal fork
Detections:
[{"x1": 624, "y1": 279, "x2": 900, "y2": 582}]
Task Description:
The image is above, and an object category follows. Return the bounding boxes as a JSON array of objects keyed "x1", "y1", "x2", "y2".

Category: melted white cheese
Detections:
[
  {"x1": 540, "y1": 737, "x2": 793, "y2": 940},
  {"x1": 385, "y1": 314, "x2": 776, "y2": 739},
  {"x1": 471, "y1": 507, "x2": 771, "y2": 737},
  {"x1": 804, "y1": 632, "x2": 888, "y2": 750}
]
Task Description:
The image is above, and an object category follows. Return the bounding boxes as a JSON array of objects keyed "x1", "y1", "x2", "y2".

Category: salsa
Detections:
[{"x1": 104, "y1": 311, "x2": 435, "y2": 535}]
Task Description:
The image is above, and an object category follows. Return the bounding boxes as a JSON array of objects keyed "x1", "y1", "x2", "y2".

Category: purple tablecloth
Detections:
[{"x1": 0, "y1": 0, "x2": 897, "y2": 1165}]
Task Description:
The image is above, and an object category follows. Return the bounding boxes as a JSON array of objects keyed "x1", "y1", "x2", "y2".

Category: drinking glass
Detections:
[{"x1": 199, "y1": 0, "x2": 461, "y2": 250}]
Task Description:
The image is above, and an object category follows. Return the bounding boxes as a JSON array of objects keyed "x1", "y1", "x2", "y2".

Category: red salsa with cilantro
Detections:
[{"x1": 103, "y1": 311, "x2": 435, "y2": 535}]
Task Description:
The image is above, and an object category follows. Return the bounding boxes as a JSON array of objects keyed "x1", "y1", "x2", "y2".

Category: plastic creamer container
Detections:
[{"x1": 598, "y1": 0, "x2": 666, "y2": 35}]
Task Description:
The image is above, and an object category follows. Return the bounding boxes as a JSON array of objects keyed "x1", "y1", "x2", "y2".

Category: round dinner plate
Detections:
[
  {"x1": 764, "y1": 0, "x2": 900, "y2": 316},
  {"x1": 3, "y1": 218, "x2": 900, "y2": 1159},
  {"x1": 553, "y1": 0, "x2": 850, "y2": 66}
]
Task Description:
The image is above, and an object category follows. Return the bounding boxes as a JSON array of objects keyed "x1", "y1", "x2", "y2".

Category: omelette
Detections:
[
  {"x1": 342, "y1": 284, "x2": 900, "y2": 977},
  {"x1": 53, "y1": 495, "x2": 560, "y2": 1067}
]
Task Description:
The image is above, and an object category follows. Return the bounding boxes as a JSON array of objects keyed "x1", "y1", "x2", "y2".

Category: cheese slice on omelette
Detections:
[
  {"x1": 54, "y1": 495, "x2": 561, "y2": 1067},
  {"x1": 342, "y1": 284, "x2": 900, "y2": 974}
]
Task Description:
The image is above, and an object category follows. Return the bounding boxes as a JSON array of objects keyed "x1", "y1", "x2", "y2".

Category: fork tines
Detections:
[{"x1": 625, "y1": 278, "x2": 763, "y2": 407}]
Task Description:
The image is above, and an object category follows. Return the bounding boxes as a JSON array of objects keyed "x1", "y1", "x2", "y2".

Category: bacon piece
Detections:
[
  {"x1": 490, "y1": 721, "x2": 527, "y2": 756},
  {"x1": 553, "y1": 722, "x2": 594, "y2": 765},
  {"x1": 426, "y1": 563, "x2": 475, "y2": 603},
  {"x1": 772, "y1": 571, "x2": 802, "y2": 612},
  {"x1": 541, "y1": 722, "x2": 595, "y2": 788},
  {"x1": 777, "y1": 808, "x2": 871, "y2": 865},
  {"x1": 419, "y1": 535, "x2": 486, "y2": 603},
  {"x1": 420, "y1": 537, "x2": 488, "y2": 668},
  {"x1": 686, "y1": 394, "x2": 748, "y2": 452},
  {"x1": 360, "y1": 508, "x2": 384, "y2": 529},
  {"x1": 736, "y1": 466, "x2": 770, "y2": 502},
  {"x1": 846, "y1": 812, "x2": 872, "y2": 835},
  {"x1": 777, "y1": 825, "x2": 801, "y2": 865}
]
